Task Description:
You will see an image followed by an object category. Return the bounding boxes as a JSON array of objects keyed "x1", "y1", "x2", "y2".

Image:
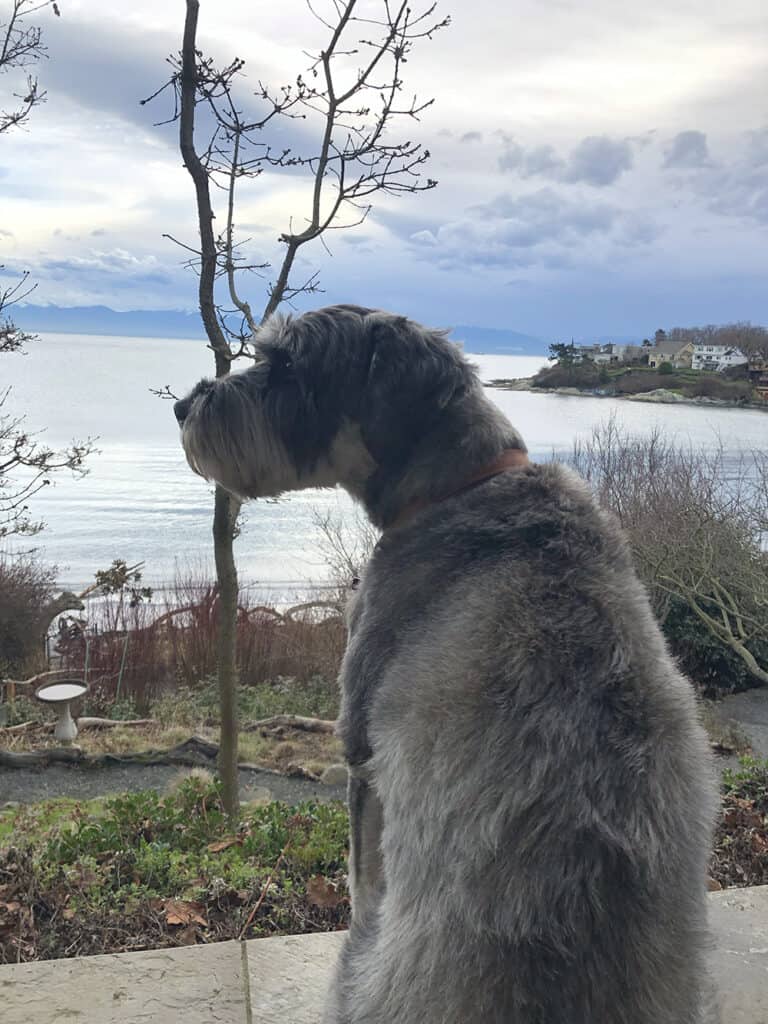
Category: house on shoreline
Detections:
[
  {"x1": 692, "y1": 343, "x2": 749, "y2": 372},
  {"x1": 647, "y1": 339, "x2": 694, "y2": 370}
]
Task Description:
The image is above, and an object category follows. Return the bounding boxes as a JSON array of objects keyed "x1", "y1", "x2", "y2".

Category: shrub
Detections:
[
  {"x1": 531, "y1": 362, "x2": 601, "y2": 389},
  {"x1": 657, "y1": 361, "x2": 674, "y2": 375},
  {"x1": 565, "y1": 420, "x2": 768, "y2": 693},
  {"x1": 0, "y1": 554, "x2": 56, "y2": 675},
  {"x1": 612, "y1": 370, "x2": 683, "y2": 394},
  {"x1": 683, "y1": 375, "x2": 753, "y2": 401},
  {"x1": 53, "y1": 566, "x2": 347, "y2": 711}
]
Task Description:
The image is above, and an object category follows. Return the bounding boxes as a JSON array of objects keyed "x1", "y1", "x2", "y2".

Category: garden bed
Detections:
[{"x1": 1, "y1": 759, "x2": 767, "y2": 963}]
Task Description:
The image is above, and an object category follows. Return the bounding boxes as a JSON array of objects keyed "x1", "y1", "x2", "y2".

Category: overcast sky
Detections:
[{"x1": 1, "y1": 0, "x2": 766, "y2": 338}]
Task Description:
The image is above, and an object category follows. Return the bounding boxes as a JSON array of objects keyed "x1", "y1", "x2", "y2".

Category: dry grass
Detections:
[{"x1": 3, "y1": 720, "x2": 342, "y2": 773}]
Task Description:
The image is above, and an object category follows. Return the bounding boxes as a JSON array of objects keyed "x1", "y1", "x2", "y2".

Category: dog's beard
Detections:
[
  {"x1": 181, "y1": 397, "x2": 375, "y2": 501},
  {"x1": 180, "y1": 395, "x2": 300, "y2": 499}
]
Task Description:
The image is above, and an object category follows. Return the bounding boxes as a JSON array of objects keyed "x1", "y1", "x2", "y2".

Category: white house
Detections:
[
  {"x1": 691, "y1": 344, "x2": 749, "y2": 372},
  {"x1": 576, "y1": 342, "x2": 631, "y2": 364}
]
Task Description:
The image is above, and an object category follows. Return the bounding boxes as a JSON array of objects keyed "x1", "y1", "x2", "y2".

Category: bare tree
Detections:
[
  {"x1": 567, "y1": 420, "x2": 768, "y2": 687},
  {"x1": 0, "y1": 0, "x2": 58, "y2": 135},
  {"x1": 0, "y1": 0, "x2": 93, "y2": 539},
  {"x1": 663, "y1": 322, "x2": 768, "y2": 362},
  {"x1": 148, "y1": 0, "x2": 447, "y2": 815}
]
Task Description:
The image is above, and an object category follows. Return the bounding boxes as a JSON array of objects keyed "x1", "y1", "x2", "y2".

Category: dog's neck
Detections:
[{"x1": 384, "y1": 447, "x2": 530, "y2": 532}]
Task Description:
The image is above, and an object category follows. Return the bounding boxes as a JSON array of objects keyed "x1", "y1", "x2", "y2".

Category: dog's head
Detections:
[{"x1": 174, "y1": 305, "x2": 511, "y2": 514}]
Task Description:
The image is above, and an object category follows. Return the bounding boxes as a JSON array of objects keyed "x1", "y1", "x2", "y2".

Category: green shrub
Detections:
[
  {"x1": 657, "y1": 361, "x2": 674, "y2": 375},
  {"x1": 531, "y1": 362, "x2": 601, "y2": 389},
  {"x1": 662, "y1": 599, "x2": 768, "y2": 697}
]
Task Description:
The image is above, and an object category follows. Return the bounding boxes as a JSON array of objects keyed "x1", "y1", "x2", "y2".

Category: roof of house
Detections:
[{"x1": 653, "y1": 339, "x2": 692, "y2": 354}]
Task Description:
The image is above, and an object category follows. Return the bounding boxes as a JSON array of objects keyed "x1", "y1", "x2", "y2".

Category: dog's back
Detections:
[{"x1": 334, "y1": 462, "x2": 718, "y2": 1024}]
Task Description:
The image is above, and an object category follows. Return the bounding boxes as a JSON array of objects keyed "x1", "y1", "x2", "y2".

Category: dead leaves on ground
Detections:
[{"x1": 306, "y1": 875, "x2": 344, "y2": 910}]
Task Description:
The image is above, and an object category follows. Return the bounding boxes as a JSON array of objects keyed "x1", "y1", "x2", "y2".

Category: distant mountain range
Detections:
[
  {"x1": 16, "y1": 304, "x2": 207, "y2": 341},
  {"x1": 14, "y1": 304, "x2": 593, "y2": 356}
]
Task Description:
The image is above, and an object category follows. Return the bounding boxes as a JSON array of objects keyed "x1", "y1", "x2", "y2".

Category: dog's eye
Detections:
[{"x1": 268, "y1": 350, "x2": 294, "y2": 387}]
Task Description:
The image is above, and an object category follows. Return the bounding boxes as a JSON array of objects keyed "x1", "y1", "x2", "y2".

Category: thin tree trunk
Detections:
[
  {"x1": 213, "y1": 484, "x2": 240, "y2": 811},
  {"x1": 179, "y1": 0, "x2": 240, "y2": 817}
]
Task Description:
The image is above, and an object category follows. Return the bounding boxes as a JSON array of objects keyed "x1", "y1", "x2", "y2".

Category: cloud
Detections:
[
  {"x1": 2, "y1": 249, "x2": 175, "y2": 290},
  {"x1": 499, "y1": 134, "x2": 636, "y2": 187},
  {"x1": 459, "y1": 131, "x2": 483, "y2": 144},
  {"x1": 663, "y1": 130, "x2": 711, "y2": 169},
  {"x1": 404, "y1": 187, "x2": 658, "y2": 272},
  {"x1": 564, "y1": 136, "x2": 635, "y2": 187},
  {"x1": 662, "y1": 128, "x2": 768, "y2": 223}
]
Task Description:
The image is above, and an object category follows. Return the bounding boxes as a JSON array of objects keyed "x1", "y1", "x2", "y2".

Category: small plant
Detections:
[{"x1": 0, "y1": 780, "x2": 350, "y2": 962}]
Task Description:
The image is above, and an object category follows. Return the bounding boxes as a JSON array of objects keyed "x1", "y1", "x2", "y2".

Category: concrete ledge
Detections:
[
  {"x1": 0, "y1": 888, "x2": 766, "y2": 1022},
  {"x1": 708, "y1": 886, "x2": 768, "y2": 1023}
]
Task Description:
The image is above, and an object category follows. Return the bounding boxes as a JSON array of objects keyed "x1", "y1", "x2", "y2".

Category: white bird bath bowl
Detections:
[{"x1": 35, "y1": 680, "x2": 88, "y2": 745}]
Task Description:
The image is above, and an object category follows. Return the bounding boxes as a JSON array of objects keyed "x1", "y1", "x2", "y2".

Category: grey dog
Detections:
[{"x1": 174, "y1": 305, "x2": 718, "y2": 1024}]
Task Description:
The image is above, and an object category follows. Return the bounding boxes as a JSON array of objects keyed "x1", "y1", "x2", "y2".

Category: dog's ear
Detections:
[{"x1": 359, "y1": 314, "x2": 471, "y2": 467}]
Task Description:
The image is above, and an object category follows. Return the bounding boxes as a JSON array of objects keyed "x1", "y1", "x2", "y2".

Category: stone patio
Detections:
[{"x1": 1, "y1": 887, "x2": 766, "y2": 1023}]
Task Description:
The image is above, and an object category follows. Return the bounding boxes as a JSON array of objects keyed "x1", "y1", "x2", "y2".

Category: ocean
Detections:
[{"x1": 2, "y1": 333, "x2": 766, "y2": 601}]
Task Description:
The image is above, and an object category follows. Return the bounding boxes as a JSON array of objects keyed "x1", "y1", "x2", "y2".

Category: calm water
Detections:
[{"x1": 2, "y1": 333, "x2": 766, "y2": 598}]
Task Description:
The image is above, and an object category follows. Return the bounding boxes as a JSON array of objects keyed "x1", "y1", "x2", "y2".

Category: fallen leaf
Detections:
[
  {"x1": 163, "y1": 900, "x2": 207, "y2": 928},
  {"x1": 706, "y1": 877, "x2": 723, "y2": 892},
  {"x1": 62, "y1": 908, "x2": 76, "y2": 920},
  {"x1": 306, "y1": 875, "x2": 342, "y2": 910}
]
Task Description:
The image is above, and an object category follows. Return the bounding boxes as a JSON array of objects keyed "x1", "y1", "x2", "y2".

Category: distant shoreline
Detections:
[{"x1": 486, "y1": 378, "x2": 768, "y2": 412}]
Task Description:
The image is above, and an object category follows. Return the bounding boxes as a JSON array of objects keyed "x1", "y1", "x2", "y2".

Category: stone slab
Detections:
[
  {"x1": 1, "y1": 889, "x2": 767, "y2": 1023},
  {"x1": 246, "y1": 930, "x2": 346, "y2": 1023},
  {"x1": 709, "y1": 885, "x2": 768, "y2": 1023},
  {"x1": 0, "y1": 939, "x2": 249, "y2": 1024}
]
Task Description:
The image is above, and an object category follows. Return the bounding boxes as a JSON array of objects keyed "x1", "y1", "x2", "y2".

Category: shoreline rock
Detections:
[{"x1": 485, "y1": 380, "x2": 767, "y2": 412}]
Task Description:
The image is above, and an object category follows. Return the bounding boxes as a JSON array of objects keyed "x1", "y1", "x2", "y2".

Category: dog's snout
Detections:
[{"x1": 174, "y1": 397, "x2": 191, "y2": 424}]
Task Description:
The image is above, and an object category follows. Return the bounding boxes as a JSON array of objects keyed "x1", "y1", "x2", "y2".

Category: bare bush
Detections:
[
  {"x1": 565, "y1": 419, "x2": 768, "y2": 690},
  {"x1": 53, "y1": 567, "x2": 346, "y2": 713},
  {"x1": 0, "y1": 553, "x2": 56, "y2": 675},
  {"x1": 311, "y1": 505, "x2": 379, "y2": 596}
]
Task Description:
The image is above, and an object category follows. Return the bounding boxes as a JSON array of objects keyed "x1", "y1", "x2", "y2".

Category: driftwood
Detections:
[
  {"x1": 244, "y1": 714, "x2": 336, "y2": 734},
  {"x1": 0, "y1": 735, "x2": 221, "y2": 770},
  {"x1": 76, "y1": 717, "x2": 154, "y2": 730},
  {"x1": 0, "y1": 717, "x2": 154, "y2": 735}
]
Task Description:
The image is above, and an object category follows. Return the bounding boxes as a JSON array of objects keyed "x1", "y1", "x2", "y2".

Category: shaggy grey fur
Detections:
[{"x1": 175, "y1": 305, "x2": 719, "y2": 1024}]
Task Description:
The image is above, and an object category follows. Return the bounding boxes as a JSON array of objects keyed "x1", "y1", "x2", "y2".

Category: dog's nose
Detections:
[{"x1": 174, "y1": 397, "x2": 191, "y2": 424}]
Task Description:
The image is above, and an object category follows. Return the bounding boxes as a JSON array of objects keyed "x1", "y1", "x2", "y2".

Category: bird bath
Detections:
[{"x1": 35, "y1": 680, "x2": 88, "y2": 745}]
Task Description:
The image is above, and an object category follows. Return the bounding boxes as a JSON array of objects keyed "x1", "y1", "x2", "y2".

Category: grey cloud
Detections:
[
  {"x1": 3, "y1": 249, "x2": 174, "y2": 289},
  {"x1": 663, "y1": 131, "x2": 710, "y2": 169},
  {"x1": 459, "y1": 131, "x2": 483, "y2": 144},
  {"x1": 745, "y1": 128, "x2": 768, "y2": 167},
  {"x1": 41, "y1": 14, "x2": 319, "y2": 159},
  {"x1": 563, "y1": 136, "x2": 634, "y2": 186},
  {"x1": 665, "y1": 128, "x2": 768, "y2": 224},
  {"x1": 498, "y1": 134, "x2": 635, "y2": 187},
  {"x1": 406, "y1": 187, "x2": 656, "y2": 272}
]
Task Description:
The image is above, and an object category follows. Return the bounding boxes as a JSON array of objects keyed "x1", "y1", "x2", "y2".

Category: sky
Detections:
[{"x1": 1, "y1": 0, "x2": 767, "y2": 339}]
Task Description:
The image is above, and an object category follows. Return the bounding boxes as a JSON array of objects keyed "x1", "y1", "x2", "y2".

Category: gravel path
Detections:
[
  {"x1": 711, "y1": 689, "x2": 768, "y2": 759},
  {"x1": 2, "y1": 686, "x2": 766, "y2": 809},
  {"x1": 0, "y1": 762, "x2": 347, "y2": 807}
]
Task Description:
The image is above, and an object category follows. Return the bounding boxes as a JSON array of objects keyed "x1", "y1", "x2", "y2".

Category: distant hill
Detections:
[
  {"x1": 16, "y1": 304, "x2": 551, "y2": 354},
  {"x1": 450, "y1": 324, "x2": 549, "y2": 355},
  {"x1": 16, "y1": 304, "x2": 206, "y2": 340}
]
